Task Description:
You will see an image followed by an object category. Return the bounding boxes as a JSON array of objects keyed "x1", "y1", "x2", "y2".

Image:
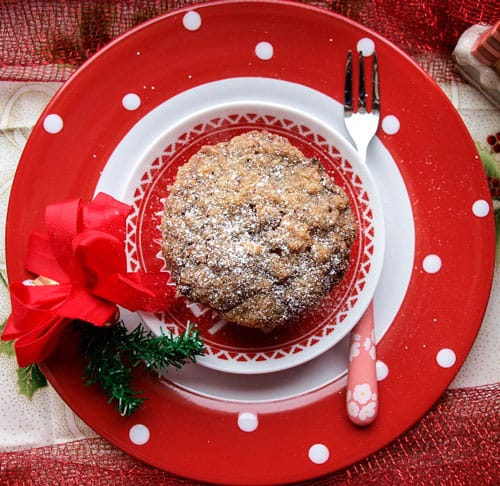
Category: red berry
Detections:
[
  {"x1": 488, "y1": 176, "x2": 500, "y2": 198},
  {"x1": 487, "y1": 135, "x2": 496, "y2": 145},
  {"x1": 494, "y1": 144, "x2": 500, "y2": 154}
]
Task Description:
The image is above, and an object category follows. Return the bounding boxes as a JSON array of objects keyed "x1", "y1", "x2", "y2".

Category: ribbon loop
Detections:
[{"x1": 2, "y1": 192, "x2": 175, "y2": 366}]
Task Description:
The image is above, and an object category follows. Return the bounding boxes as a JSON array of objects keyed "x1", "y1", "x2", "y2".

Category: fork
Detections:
[
  {"x1": 344, "y1": 50, "x2": 380, "y2": 163},
  {"x1": 344, "y1": 50, "x2": 380, "y2": 426}
]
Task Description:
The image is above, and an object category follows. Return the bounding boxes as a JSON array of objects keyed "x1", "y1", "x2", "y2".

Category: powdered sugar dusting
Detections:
[{"x1": 161, "y1": 130, "x2": 357, "y2": 328}]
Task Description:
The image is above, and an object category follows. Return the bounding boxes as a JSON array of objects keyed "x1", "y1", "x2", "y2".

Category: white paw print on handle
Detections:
[
  {"x1": 346, "y1": 383, "x2": 378, "y2": 423},
  {"x1": 346, "y1": 302, "x2": 378, "y2": 426}
]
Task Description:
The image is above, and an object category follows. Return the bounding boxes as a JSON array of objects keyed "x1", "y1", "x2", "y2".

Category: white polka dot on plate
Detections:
[
  {"x1": 129, "y1": 424, "x2": 150, "y2": 445},
  {"x1": 376, "y1": 360, "x2": 389, "y2": 381},
  {"x1": 255, "y1": 41, "x2": 274, "y2": 60},
  {"x1": 122, "y1": 93, "x2": 141, "y2": 111},
  {"x1": 472, "y1": 199, "x2": 490, "y2": 217},
  {"x1": 237, "y1": 412, "x2": 258, "y2": 432},
  {"x1": 308, "y1": 443, "x2": 330, "y2": 464},
  {"x1": 356, "y1": 37, "x2": 375, "y2": 56},
  {"x1": 183, "y1": 11, "x2": 202, "y2": 31},
  {"x1": 43, "y1": 114, "x2": 63, "y2": 134},
  {"x1": 423, "y1": 254, "x2": 442, "y2": 274},
  {"x1": 436, "y1": 348, "x2": 456, "y2": 368},
  {"x1": 382, "y1": 115, "x2": 400, "y2": 135}
]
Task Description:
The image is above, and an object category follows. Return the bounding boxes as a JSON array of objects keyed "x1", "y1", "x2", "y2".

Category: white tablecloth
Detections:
[{"x1": 0, "y1": 79, "x2": 498, "y2": 451}]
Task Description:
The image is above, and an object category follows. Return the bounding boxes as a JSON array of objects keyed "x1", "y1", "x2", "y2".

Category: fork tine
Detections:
[
  {"x1": 344, "y1": 50, "x2": 353, "y2": 114},
  {"x1": 358, "y1": 51, "x2": 367, "y2": 113},
  {"x1": 343, "y1": 48, "x2": 380, "y2": 163},
  {"x1": 372, "y1": 50, "x2": 380, "y2": 113}
]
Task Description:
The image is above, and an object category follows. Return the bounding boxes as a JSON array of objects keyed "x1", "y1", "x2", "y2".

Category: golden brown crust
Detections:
[{"x1": 161, "y1": 130, "x2": 356, "y2": 328}]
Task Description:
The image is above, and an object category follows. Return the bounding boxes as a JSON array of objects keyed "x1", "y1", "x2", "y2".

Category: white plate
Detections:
[{"x1": 96, "y1": 77, "x2": 407, "y2": 377}]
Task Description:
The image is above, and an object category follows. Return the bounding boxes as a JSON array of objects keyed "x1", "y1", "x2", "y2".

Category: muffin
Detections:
[{"x1": 161, "y1": 130, "x2": 356, "y2": 328}]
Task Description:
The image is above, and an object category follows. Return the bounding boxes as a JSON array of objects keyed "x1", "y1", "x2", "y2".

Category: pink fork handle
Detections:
[{"x1": 346, "y1": 301, "x2": 378, "y2": 426}]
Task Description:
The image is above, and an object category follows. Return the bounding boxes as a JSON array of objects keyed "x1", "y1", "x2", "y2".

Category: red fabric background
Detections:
[
  {"x1": 0, "y1": 0, "x2": 499, "y2": 484},
  {"x1": 1, "y1": 385, "x2": 498, "y2": 484},
  {"x1": 0, "y1": 0, "x2": 499, "y2": 82}
]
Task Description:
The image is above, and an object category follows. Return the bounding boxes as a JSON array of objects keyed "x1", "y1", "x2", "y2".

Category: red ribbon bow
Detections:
[{"x1": 2, "y1": 193, "x2": 175, "y2": 367}]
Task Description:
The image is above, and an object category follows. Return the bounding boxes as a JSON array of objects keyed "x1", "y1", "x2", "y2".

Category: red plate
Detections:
[{"x1": 6, "y1": 1, "x2": 495, "y2": 484}]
